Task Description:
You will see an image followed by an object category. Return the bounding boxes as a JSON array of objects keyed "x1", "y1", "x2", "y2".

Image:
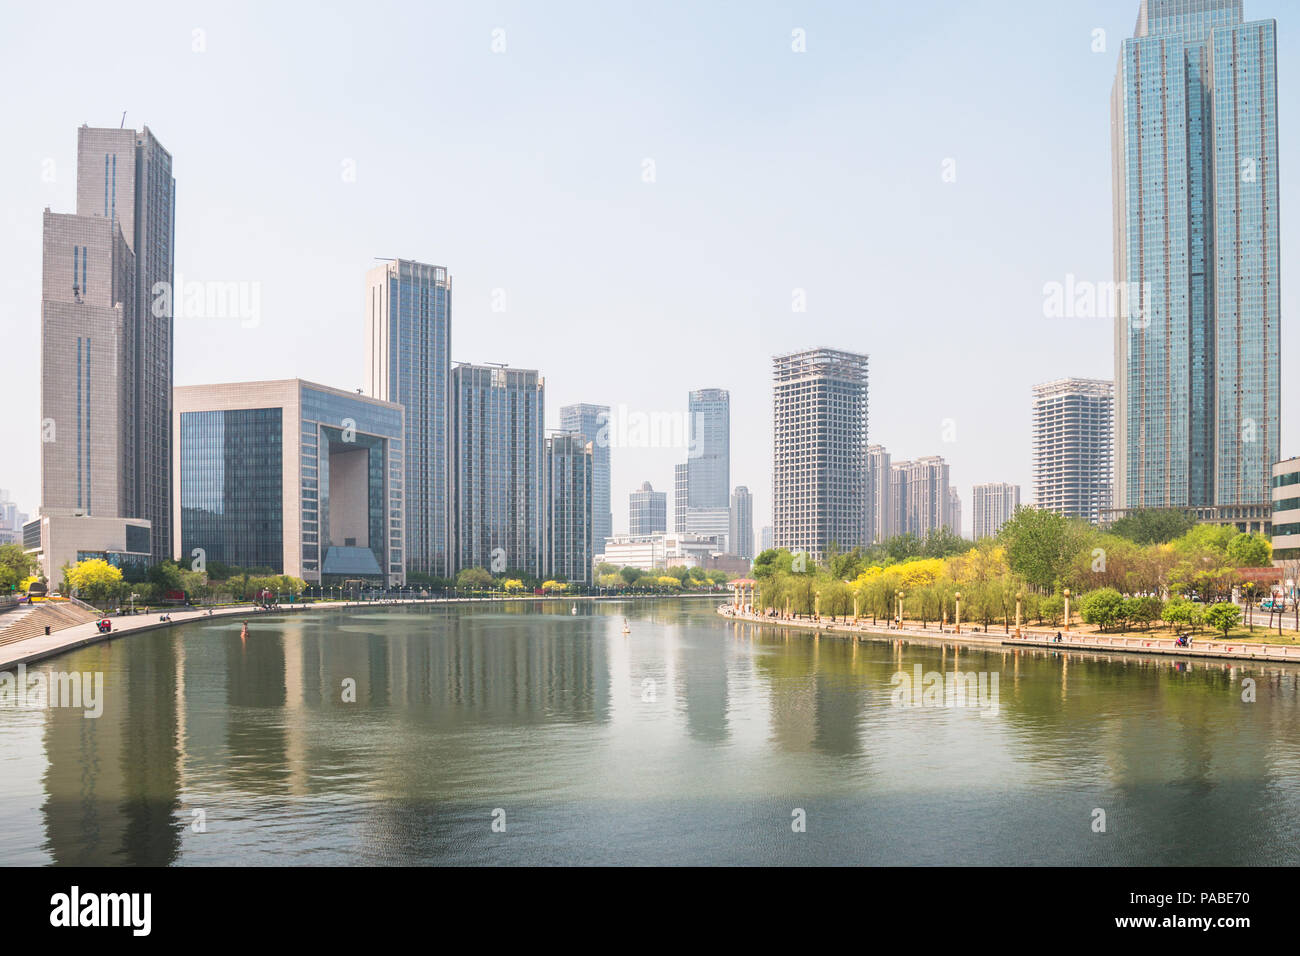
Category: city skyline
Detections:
[{"x1": 3, "y1": 1, "x2": 1298, "y2": 542}]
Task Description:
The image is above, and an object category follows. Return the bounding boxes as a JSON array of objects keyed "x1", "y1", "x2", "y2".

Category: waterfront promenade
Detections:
[
  {"x1": 0, "y1": 592, "x2": 717, "y2": 671},
  {"x1": 717, "y1": 605, "x2": 1300, "y2": 665}
]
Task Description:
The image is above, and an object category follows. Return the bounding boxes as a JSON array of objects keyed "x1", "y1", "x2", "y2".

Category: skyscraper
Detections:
[
  {"x1": 772, "y1": 348, "x2": 869, "y2": 561},
  {"x1": 450, "y1": 364, "x2": 545, "y2": 576},
  {"x1": 73, "y1": 125, "x2": 175, "y2": 562},
  {"x1": 972, "y1": 482, "x2": 1021, "y2": 539},
  {"x1": 729, "y1": 486, "x2": 754, "y2": 560},
  {"x1": 1032, "y1": 379, "x2": 1114, "y2": 524},
  {"x1": 629, "y1": 481, "x2": 667, "y2": 535},
  {"x1": 545, "y1": 432, "x2": 593, "y2": 583},
  {"x1": 947, "y1": 487, "x2": 962, "y2": 538},
  {"x1": 560, "y1": 404, "x2": 612, "y2": 550},
  {"x1": 365, "y1": 259, "x2": 452, "y2": 577},
  {"x1": 686, "y1": 389, "x2": 730, "y2": 509},
  {"x1": 867, "y1": 444, "x2": 893, "y2": 543},
  {"x1": 1111, "y1": 0, "x2": 1279, "y2": 513}
]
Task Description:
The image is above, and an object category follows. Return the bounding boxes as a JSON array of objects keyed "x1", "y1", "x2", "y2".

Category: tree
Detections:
[
  {"x1": 1204, "y1": 602, "x2": 1242, "y2": 638},
  {"x1": 998, "y1": 507, "x2": 1094, "y2": 591},
  {"x1": 503, "y1": 578, "x2": 526, "y2": 593},
  {"x1": 1124, "y1": 595, "x2": 1164, "y2": 631},
  {"x1": 67, "y1": 558, "x2": 124, "y2": 603},
  {"x1": 1079, "y1": 588, "x2": 1125, "y2": 632},
  {"x1": 456, "y1": 567, "x2": 494, "y2": 590},
  {"x1": 148, "y1": 559, "x2": 184, "y2": 593},
  {"x1": 1226, "y1": 532, "x2": 1272, "y2": 568},
  {"x1": 0, "y1": 543, "x2": 36, "y2": 592},
  {"x1": 752, "y1": 549, "x2": 794, "y2": 578},
  {"x1": 1110, "y1": 508, "x2": 1196, "y2": 545},
  {"x1": 619, "y1": 566, "x2": 641, "y2": 586}
]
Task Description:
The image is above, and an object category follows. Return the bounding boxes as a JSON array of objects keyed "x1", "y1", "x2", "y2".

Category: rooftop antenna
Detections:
[{"x1": 120, "y1": 111, "x2": 127, "y2": 128}]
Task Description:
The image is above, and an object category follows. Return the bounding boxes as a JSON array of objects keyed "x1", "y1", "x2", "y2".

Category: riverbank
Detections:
[
  {"x1": 717, "y1": 605, "x2": 1300, "y2": 665},
  {"x1": 0, "y1": 592, "x2": 717, "y2": 671}
]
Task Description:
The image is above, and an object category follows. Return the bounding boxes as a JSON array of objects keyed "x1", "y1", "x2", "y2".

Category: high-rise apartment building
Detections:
[
  {"x1": 1032, "y1": 379, "x2": 1114, "y2": 524},
  {"x1": 365, "y1": 259, "x2": 452, "y2": 577},
  {"x1": 729, "y1": 485, "x2": 754, "y2": 560},
  {"x1": 450, "y1": 365, "x2": 545, "y2": 577},
  {"x1": 1112, "y1": 1, "x2": 1279, "y2": 512},
  {"x1": 629, "y1": 481, "x2": 667, "y2": 535},
  {"x1": 74, "y1": 126, "x2": 175, "y2": 563},
  {"x1": 772, "y1": 348, "x2": 869, "y2": 561},
  {"x1": 891, "y1": 456, "x2": 950, "y2": 540},
  {"x1": 759, "y1": 526, "x2": 774, "y2": 552},
  {"x1": 673, "y1": 463, "x2": 688, "y2": 533},
  {"x1": 545, "y1": 432, "x2": 593, "y2": 583},
  {"x1": 972, "y1": 482, "x2": 1021, "y2": 539},
  {"x1": 560, "y1": 404, "x2": 612, "y2": 551},
  {"x1": 867, "y1": 444, "x2": 893, "y2": 543}
]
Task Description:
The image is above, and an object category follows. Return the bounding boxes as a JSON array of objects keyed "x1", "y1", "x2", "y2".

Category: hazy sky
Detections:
[{"x1": 2, "y1": 0, "x2": 1295, "y2": 538}]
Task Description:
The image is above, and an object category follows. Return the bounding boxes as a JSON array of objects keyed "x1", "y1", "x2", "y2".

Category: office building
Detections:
[
  {"x1": 1032, "y1": 379, "x2": 1114, "y2": 524},
  {"x1": 772, "y1": 348, "x2": 869, "y2": 561},
  {"x1": 545, "y1": 432, "x2": 593, "y2": 583},
  {"x1": 365, "y1": 258, "x2": 452, "y2": 577},
  {"x1": 948, "y1": 487, "x2": 962, "y2": 538},
  {"x1": 972, "y1": 482, "x2": 1021, "y2": 539},
  {"x1": 685, "y1": 507, "x2": 729, "y2": 552},
  {"x1": 451, "y1": 364, "x2": 545, "y2": 577},
  {"x1": 560, "y1": 404, "x2": 612, "y2": 552},
  {"x1": 174, "y1": 379, "x2": 405, "y2": 585},
  {"x1": 686, "y1": 389, "x2": 730, "y2": 508},
  {"x1": 629, "y1": 481, "x2": 667, "y2": 535},
  {"x1": 75, "y1": 125, "x2": 175, "y2": 563},
  {"x1": 730, "y1": 485, "x2": 754, "y2": 560},
  {"x1": 760, "y1": 526, "x2": 774, "y2": 552},
  {"x1": 598, "y1": 532, "x2": 722, "y2": 572},
  {"x1": 1112, "y1": 1, "x2": 1279, "y2": 512}
]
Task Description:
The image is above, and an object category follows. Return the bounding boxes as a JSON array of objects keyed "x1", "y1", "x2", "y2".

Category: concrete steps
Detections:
[{"x1": 0, "y1": 602, "x2": 100, "y2": 649}]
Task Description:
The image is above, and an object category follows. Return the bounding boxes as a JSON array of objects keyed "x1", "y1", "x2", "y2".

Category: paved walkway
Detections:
[{"x1": 717, "y1": 606, "x2": 1300, "y2": 664}]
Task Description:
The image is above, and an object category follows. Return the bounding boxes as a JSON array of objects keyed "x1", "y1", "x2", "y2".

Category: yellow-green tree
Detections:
[{"x1": 67, "y1": 558, "x2": 124, "y2": 603}]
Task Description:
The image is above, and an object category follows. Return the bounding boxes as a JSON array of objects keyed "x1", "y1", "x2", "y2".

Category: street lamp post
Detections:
[
  {"x1": 1015, "y1": 591, "x2": 1023, "y2": 638},
  {"x1": 897, "y1": 590, "x2": 904, "y2": 626},
  {"x1": 1063, "y1": 588, "x2": 1072, "y2": 631},
  {"x1": 954, "y1": 591, "x2": 962, "y2": 635}
]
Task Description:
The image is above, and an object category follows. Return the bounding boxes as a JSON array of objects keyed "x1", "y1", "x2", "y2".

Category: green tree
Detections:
[
  {"x1": 998, "y1": 507, "x2": 1094, "y2": 591},
  {"x1": 619, "y1": 566, "x2": 641, "y2": 586},
  {"x1": 1204, "y1": 602, "x2": 1242, "y2": 638},
  {"x1": 1110, "y1": 508, "x2": 1196, "y2": 545},
  {"x1": 0, "y1": 544, "x2": 37, "y2": 592},
  {"x1": 1226, "y1": 532, "x2": 1272, "y2": 568},
  {"x1": 1079, "y1": 588, "x2": 1125, "y2": 633},
  {"x1": 456, "y1": 567, "x2": 494, "y2": 590},
  {"x1": 148, "y1": 559, "x2": 184, "y2": 592}
]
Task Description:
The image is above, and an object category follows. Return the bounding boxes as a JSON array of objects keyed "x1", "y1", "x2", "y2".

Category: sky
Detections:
[{"x1": 1, "y1": 0, "x2": 1296, "y2": 539}]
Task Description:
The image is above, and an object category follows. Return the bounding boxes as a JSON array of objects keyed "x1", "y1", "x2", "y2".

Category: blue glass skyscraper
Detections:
[
  {"x1": 365, "y1": 259, "x2": 452, "y2": 577},
  {"x1": 1112, "y1": 0, "x2": 1279, "y2": 512}
]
